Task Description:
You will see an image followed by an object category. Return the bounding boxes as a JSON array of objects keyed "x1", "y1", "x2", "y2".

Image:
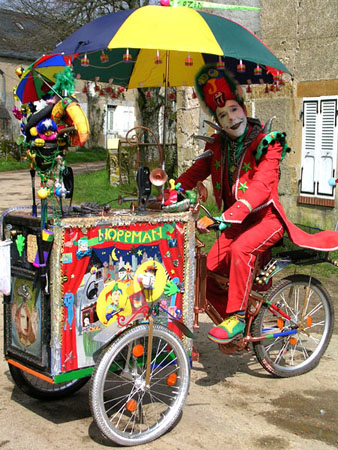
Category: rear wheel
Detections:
[
  {"x1": 9, "y1": 364, "x2": 89, "y2": 400},
  {"x1": 252, "y1": 275, "x2": 334, "y2": 377},
  {"x1": 90, "y1": 323, "x2": 190, "y2": 446}
]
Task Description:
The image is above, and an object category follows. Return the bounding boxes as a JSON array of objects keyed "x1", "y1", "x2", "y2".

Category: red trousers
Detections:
[{"x1": 206, "y1": 206, "x2": 284, "y2": 316}]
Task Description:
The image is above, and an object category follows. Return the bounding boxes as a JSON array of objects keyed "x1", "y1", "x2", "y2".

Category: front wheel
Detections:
[
  {"x1": 90, "y1": 324, "x2": 190, "y2": 446},
  {"x1": 252, "y1": 275, "x2": 334, "y2": 377}
]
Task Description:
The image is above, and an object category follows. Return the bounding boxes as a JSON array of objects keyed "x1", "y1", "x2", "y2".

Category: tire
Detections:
[
  {"x1": 252, "y1": 275, "x2": 334, "y2": 378},
  {"x1": 9, "y1": 364, "x2": 90, "y2": 400},
  {"x1": 90, "y1": 324, "x2": 190, "y2": 446}
]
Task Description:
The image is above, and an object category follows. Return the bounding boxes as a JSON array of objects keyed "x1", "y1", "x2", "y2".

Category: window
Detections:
[{"x1": 299, "y1": 96, "x2": 338, "y2": 200}]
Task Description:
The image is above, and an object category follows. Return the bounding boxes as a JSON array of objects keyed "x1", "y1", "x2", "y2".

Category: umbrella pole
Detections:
[
  {"x1": 162, "y1": 50, "x2": 170, "y2": 164},
  {"x1": 30, "y1": 168, "x2": 37, "y2": 217},
  {"x1": 35, "y1": 71, "x2": 63, "y2": 99}
]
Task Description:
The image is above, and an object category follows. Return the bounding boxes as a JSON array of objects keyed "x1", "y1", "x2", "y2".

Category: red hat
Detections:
[{"x1": 195, "y1": 64, "x2": 244, "y2": 117}]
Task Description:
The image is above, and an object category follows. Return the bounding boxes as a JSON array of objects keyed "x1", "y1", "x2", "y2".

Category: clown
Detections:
[{"x1": 176, "y1": 64, "x2": 338, "y2": 345}]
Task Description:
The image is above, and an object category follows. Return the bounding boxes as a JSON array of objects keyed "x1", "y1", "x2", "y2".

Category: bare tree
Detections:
[{"x1": 1, "y1": 0, "x2": 152, "y2": 51}]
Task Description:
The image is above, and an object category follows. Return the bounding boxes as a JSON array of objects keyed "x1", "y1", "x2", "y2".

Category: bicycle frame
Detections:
[{"x1": 193, "y1": 231, "x2": 332, "y2": 358}]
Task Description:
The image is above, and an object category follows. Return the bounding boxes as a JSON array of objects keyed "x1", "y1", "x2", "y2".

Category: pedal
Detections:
[{"x1": 218, "y1": 336, "x2": 248, "y2": 355}]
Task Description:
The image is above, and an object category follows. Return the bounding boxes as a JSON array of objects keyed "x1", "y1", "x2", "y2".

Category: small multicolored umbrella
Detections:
[
  {"x1": 15, "y1": 53, "x2": 73, "y2": 103},
  {"x1": 53, "y1": 5, "x2": 289, "y2": 89}
]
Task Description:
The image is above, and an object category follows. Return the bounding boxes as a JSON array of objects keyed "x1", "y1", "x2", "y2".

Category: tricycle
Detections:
[{"x1": 0, "y1": 126, "x2": 335, "y2": 446}]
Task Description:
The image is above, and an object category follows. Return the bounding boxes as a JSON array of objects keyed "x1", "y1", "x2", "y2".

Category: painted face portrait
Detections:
[
  {"x1": 19, "y1": 305, "x2": 29, "y2": 336},
  {"x1": 216, "y1": 100, "x2": 247, "y2": 140}
]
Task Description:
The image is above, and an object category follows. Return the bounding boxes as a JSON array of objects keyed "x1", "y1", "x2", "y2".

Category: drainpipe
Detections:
[{"x1": 0, "y1": 69, "x2": 5, "y2": 104}]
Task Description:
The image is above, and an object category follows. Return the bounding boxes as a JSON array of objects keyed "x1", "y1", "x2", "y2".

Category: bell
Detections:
[{"x1": 149, "y1": 168, "x2": 168, "y2": 186}]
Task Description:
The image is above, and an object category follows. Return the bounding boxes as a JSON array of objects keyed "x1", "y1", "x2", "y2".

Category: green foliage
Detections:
[
  {"x1": 0, "y1": 140, "x2": 24, "y2": 162},
  {"x1": 65, "y1": 146, "x2": 107, "y2": 164},
  {"x1": 72, "y1": 169, "x2": 137, "y2": 207},
  {"x1": 0, "y1": 146, "x2": 107, "y2": 172}
]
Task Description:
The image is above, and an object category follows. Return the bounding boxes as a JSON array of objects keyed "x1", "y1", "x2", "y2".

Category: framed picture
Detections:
[{"x1": 4, "y1": 268, "x2": 49, "y2": 369}]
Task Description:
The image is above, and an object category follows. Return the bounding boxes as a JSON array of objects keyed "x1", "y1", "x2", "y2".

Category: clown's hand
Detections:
[
  {"x1": 213, "y1": 216, "x2": 231, "y2": 231},
  {"x1": 164, "y1": 281, "x2": 180, "y2": 296}
]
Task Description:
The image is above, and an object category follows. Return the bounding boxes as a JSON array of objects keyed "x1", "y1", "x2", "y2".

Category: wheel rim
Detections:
[
  {"x1": 260, "y1": 280, "x2": 331, "y2": 372},
  {"x1": 93, "y1": 326, "x2": 189, "y2": 442}
]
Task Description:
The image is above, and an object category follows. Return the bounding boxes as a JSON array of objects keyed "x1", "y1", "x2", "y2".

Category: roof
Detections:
[{"x1": 0, "y1": 8, "x2": 44, "y2": 60}]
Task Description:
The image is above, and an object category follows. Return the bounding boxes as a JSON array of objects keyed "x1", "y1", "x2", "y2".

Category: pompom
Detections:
[{"x1": 51, "y1": 66, "x2": 75, "y2": 97}]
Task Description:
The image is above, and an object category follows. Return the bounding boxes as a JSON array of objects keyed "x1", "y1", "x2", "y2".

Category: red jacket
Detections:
[{"x1": 177, "y1": 128, "x2": 338, "y2": 252}]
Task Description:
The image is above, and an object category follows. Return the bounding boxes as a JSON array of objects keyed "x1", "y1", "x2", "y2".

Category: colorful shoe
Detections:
[{"x1": 208, "y1": 315, "x2": 245, "y2": 344}]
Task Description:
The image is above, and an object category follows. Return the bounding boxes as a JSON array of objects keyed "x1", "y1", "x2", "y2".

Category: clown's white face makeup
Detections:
[{"x1": 216, "y1": 100, "x2": 247, "y2": 139}]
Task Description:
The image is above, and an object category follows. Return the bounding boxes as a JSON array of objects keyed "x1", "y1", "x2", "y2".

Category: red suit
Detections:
[{"x1": 177, "y1": 119, "x2": 338, "y2": 316}]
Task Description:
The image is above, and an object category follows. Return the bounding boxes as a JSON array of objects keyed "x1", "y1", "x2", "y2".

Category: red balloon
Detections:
[{"x1": 161, "y1": 0, "x2": 170, "y2": 6}]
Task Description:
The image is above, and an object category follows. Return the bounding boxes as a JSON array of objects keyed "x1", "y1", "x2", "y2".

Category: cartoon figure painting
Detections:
[
  {"x1": 96, "y1": 281, "x2": 130, "y2": 326},
  {"x1": 105, "y1": 283, "x2": 123, "y2": 322}
]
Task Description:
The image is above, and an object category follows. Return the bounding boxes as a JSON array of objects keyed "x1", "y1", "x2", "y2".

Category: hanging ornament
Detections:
[
  {"x1": 273, "y1": 71, "x2": 281, "y2": 83},
  {"x1": 82, "y1": 83, "x2": 88, "y2": 94},
  {"x1": 123, "y1": 48, "x2": 132, "y2": 62},
  {"x1": 111, "y1": 90, "x2": 117, "y2": 99},
  {"x1": 100, "y1": 50, "x2": 109, "y2": 63},
  {"x1": 118, "y1": 86, "x2": 125, "y2": 94},
  {"x1": 99, "y1": 89, "x2": 105, "y2": 96},
  {"x1": 185, "y1": 54, "x2": 193, "y2": 66},
  {"x1": 237, "y1": 59, "x2": 246, "y2": 73},
  {"x1": 168, "y1": 91, "x2": 176, "y2": 101},
  {"x1": 246, "y1": 80, "x2": 252, "y2": 93},
  {"x1": 216, "y1": 56, "x2": 225, "y2": 70},
  {"x1": 81, "y1": 54, "x2": 89, "y2": 66},
  {"x1": 254, "y1": 64, "x2": 262, "y2": 76},
  {"x1": 145, "y1": 90, "x2": 152, "y2": 98},
  {"x1": 105, "y1": 86, "x2": 112, "y2": 94},
  {"x1": 154, "y1": 50, "x2": 162, "y2": 65}
]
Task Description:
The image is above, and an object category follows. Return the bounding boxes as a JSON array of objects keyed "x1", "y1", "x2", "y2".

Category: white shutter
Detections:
[
  {"x1": 317, "y1": 98, "x2": 337, "y2": 195},
  {"x1": 300, "y1": 100, "x2": 318, "y2": 194}
]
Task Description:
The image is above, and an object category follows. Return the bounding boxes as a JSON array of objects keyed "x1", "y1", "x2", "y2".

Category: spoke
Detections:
[
  {"x1": 304, "y1": 319, "x2": 325, "y2": 330},
  {"x1": 148, "y1": 390, "x2": 174, "y2": 407},
  {"x1": 289, "y1": 341, "x2": 297, "y2": 366},
  {"x1": 149, "y1": 388, "x2": 178, "y2": 400},
  {"x1": 264, "y1": 336, "x2": 283, "y2": 351},
  {"x1": 103, "y1": 380, "x2": 132, "y2": 394},
  {"x1": 274, "y1": 339, "x2": 290, "y2": 364},
  {"x1": 297, "y1": 334, "x2": 310, "y2": 360},
  {"x1": 305, "y1": 302, "x2": 323, "y2": 319}
]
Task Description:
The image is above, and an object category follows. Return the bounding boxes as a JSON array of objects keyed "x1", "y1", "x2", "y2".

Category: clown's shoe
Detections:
[{"x1": 208, "y1": 315, "x2": 245, "y2": 344}]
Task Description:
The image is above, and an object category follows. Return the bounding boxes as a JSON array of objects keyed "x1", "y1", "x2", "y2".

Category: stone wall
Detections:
[{"x1": 260, "y1": 0, "x2": 338, "y2": 230}]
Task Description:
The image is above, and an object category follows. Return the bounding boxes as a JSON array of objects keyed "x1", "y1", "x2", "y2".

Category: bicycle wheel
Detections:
[
  {"x1": 9, "y1": 364, "x2": 89, "y2": 400},
  {"x1": 252, "y1": 275, "x2": 334, "y2": 378},
  {"x1": 90, "y1": 323, "x2": 190, "y2": 446}
]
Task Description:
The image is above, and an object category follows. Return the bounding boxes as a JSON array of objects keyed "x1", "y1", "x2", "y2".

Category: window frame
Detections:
[{"x1": 299, "y1": 96, "x2": 338, "y2": 200}]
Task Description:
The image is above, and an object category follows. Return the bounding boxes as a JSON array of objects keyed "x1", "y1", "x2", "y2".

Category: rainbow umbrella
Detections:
[
  {"x1": 15, "y1": 53, "x2": 73, "y2": 103},
  {"x1": 53, "y1": 5, "x2": 289, "y2": 88}
]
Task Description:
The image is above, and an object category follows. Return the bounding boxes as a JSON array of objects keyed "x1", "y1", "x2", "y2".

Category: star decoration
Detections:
[
  {"x1": 215, "y1": 181, "x2": 221, "y2": 191},
  {"x1": 238, "y1": 181, "x2": 248, "y2": 193},
  {"x1": 243, "y1": 162, "x2": 252, "y2": 173},
  {"x1": 137, "y1": 249, "x2": 143, "y2": 256},
  {"x1": 214, "y1": 160, "x2": 221, "y2": 170}
]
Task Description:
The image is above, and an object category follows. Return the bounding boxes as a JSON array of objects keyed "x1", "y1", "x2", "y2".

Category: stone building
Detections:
[{"x1": 177, "y1": 0, "x2": 338, "y2": 231}]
